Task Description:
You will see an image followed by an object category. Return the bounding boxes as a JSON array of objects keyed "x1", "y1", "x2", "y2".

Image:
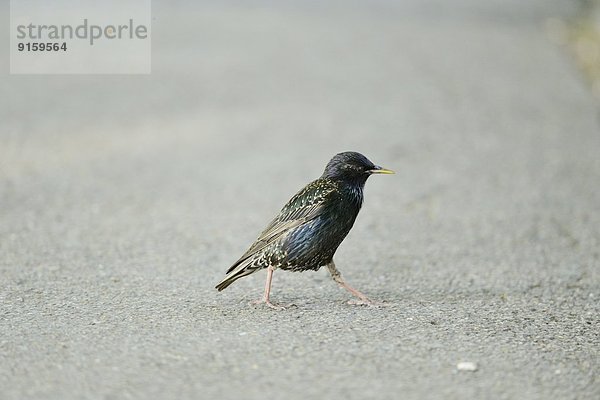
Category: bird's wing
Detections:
[{"x1": 226, "y1": 179, "x2": 337, "y2": 273}]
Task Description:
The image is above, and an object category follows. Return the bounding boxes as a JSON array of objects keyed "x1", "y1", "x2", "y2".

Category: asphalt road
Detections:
[{"x1": 1, "y1": 1, "x2": 599, "y2": 399}]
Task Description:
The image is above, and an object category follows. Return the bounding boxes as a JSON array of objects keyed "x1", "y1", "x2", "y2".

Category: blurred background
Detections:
[{"x1": 1, "y1": 1, "x2": 599, "y2": 399}]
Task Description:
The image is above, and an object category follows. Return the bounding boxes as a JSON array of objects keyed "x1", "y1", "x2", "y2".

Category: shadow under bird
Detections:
[{"x1": 215, "y1": 151, "x2": 394, "y2": 308}]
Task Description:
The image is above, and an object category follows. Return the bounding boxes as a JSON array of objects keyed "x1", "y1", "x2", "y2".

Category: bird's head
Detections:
[{"x1": 321, "y1": 152, "x2": 394, "y2": 185}]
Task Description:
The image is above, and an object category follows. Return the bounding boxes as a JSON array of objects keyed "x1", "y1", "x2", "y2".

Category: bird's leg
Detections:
[
  {"x1": 250, "y1": 265, "x2": 285, "y2": 310},
  {"x1": 327, "y1": 260, "x2": 377, "y2": 306}
]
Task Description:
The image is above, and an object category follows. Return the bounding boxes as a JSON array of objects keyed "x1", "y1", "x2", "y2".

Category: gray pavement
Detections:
[{"x1": 1, "y1": 1, "x2": 599, "y2": 399}]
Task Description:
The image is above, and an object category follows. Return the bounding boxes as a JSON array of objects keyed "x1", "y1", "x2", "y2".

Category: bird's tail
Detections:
[
  {"x1": 215, "y1": 257, "x2": 260, "y2": 291},
  {"x1": 215, "y1": 277, "x2": 237, "y2": 291},
  {"x1": 215, "y1": 271, "x2": 247, "y2": 291}
]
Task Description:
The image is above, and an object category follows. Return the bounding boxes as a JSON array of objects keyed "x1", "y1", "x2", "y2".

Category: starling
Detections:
[{"x1": 215, "y1": 151, "x2": 394, "y2": 308}]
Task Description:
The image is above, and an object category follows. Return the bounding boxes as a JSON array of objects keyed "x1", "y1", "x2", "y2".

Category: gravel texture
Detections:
[{"x1": 1, "y1": 1, "x2": 599, "y2": 399}]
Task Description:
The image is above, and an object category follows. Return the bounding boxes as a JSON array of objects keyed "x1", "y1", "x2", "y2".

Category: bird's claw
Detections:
[
  {"x1": 347, "y1": 298, "x2": 390, "y2": 307},
  {"x1": 249, "y1": 299, "x2": 287, "y2": 310},
  {"x1": 265, "y1": 302, "x2": 286, "y2": 310}
]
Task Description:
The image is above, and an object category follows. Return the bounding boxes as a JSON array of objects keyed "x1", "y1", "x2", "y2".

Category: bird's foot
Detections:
[
  {"x1": 347, "y1": 298, "x2": 390, "y2": 307},
  {"x1": 250, "y1": 298, "x2": 287, "y2": 310}
]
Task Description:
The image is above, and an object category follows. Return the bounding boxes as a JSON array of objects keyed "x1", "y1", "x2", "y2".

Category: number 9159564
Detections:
[{"x1": 18, "y1": 42, "x2": 67, "y2": 51}]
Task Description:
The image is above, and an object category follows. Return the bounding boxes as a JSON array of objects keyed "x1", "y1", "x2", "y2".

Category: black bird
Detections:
[{"x1": 215, "y1": 151, "x2": 394, "y2": 308}]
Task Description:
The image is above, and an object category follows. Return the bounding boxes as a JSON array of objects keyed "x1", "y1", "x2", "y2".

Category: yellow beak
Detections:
[{"x1": 369, "y1": 167, "x2": 395, "y2": 175}]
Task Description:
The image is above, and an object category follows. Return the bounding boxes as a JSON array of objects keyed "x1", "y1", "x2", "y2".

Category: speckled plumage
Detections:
[{"x1": 215, "y1": 152, "x2": 393, "y2": 300}]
